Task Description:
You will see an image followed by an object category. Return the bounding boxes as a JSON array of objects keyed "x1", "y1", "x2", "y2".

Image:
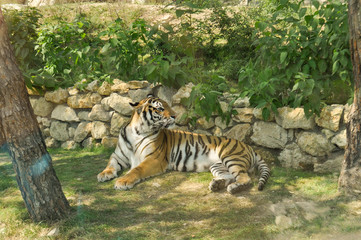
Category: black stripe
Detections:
[{"x1": 218, "y1": 138, "x2": 232, "y2": 158}]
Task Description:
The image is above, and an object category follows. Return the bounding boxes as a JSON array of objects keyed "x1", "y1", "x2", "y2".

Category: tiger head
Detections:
[{"x1": 129, "y1": 95, "x2": 176, "y2": 134}]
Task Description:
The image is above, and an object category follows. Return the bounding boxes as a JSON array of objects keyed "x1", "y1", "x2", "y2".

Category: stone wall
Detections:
[{"x1": 29, "y1": 80, "x2": 349, "y2": 174}]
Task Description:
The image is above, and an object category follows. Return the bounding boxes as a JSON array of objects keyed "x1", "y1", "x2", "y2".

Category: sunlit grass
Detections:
[{"x1": 1, "y1": 148, "x2": 361, "y2": 239}]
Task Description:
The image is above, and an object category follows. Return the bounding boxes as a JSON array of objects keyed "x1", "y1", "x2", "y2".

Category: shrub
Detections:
[{"x1": 238, "y1": 0, "x2": 352, "y2": 118}]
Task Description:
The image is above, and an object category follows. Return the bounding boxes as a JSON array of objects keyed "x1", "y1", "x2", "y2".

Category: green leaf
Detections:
[
  {"x1": 312, "y1": 0, "x2": 320, "y2": 9},
  {"x1": 145, "y1": 64, "x2": 156, "y2": 76},
  {"x1": 318, "y1": 59, "x2": 327, "y2": 73},
  {"x1": 280, "y1": 52, "x2": 288, "y2": 64},
  {"x1": 332, "y1": 61, "x2": 339, "y2": 74},
  {"x1": 309, "y1": 59, "x2": 316, "y2": 70},
  {"x1": 299, "y1": 8, "x2": 307, "y2": 18}
]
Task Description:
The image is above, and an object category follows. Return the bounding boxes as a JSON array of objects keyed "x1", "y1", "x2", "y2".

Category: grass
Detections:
[{"x1": 1, "y1": 148, "x2": 361, "y2": 239}]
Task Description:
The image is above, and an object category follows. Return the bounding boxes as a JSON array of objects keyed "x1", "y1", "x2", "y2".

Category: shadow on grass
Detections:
[{"x1": 1, "y1": 148, "x2": 357, "y2": 239}]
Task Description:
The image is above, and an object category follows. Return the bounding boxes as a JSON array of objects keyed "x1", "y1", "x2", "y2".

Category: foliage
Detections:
[
  {"x1": 238, "y1": 0, "x2": 352, "y2": 118},
  {"x1": 3, "y1": 7, "x2": 43, "y2": 88},
  {"x1": 181, "y1": 75, "x2": 236, "y2": 125},
  {"x1": 34, "y1": 14, "x2": 101, "y2": 89}
]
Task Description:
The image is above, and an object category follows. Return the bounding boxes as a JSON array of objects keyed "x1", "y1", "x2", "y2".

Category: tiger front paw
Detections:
[
  {"x1": 97, "y1": 169, "x2": 117, "y2": 182},
  {"x1": 114, "y1": 176, "x2": 140, "y2": 190}
]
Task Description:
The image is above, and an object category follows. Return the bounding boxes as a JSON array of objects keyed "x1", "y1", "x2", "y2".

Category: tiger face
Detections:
[{"x1": 130, "y1": 95, "x2": 176, "y2": 133}]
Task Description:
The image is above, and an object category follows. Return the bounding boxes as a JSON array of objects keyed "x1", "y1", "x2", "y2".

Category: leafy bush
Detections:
[
  {"x1": 34, "y1": 15, "x2": 101, "y2": 89},
  {"x1": 238, "y1": 0, "x2": 352, "y2": 118},
  {"x1": 4, "y1": 7, "x2": 43, "y2": 87}
]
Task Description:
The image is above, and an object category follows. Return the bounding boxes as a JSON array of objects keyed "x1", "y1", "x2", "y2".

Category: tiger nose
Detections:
[{"x1": 171, "y1": 116, "x2": 175, "y2": 119}]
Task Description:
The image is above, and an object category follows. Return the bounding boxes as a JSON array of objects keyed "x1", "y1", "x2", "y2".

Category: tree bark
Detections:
[
  {"x1": 338, "y1": 0, "x2": 361, "y2": 195},
  {"x1": 0, "y1": 8, "x2": 71, "y2": 221}
]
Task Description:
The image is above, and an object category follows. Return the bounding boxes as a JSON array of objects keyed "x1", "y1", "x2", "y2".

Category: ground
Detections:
[{"x1": 1, "y1": 148, "x2": 361, "y2": 239}]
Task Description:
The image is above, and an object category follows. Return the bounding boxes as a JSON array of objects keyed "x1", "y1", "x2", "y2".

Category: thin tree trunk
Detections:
[
  {"x1": 0, "y1": 8, "x2": 71, "y2": 221},
  {"x1": 338, "y1": 0, "x2": 361, "y2": 195}
]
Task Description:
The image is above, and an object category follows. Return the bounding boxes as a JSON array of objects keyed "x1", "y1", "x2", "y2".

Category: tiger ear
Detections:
[{"x1": 129, "y1": 102, "x2": 139, "y2": 107}]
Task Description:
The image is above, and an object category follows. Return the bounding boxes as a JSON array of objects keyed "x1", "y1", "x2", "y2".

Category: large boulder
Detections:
[
  {"x1": 110, "y1": 113, "x2": 128, "y2": 136},
  {"x1": 50, "y1": 121, "x2": 69, "y2": 141},
  {"x1": 196, "y1": 117, "x2": 215, "y2": 130},
  {"x1": 297, "y1": 132, "x2": 335, "y2": 157},
  {"x1": 74, "y1": 122, "x2": 92, "y2": 143},
  {"x1": 91, "y1": 121, "x2": 110, "y2": 139},
  {"x1": 278, "y1": 143, "x2": 318, "y2": 170},
  {"x1": 233, "y1": 108, "x2": 254, "y2": 123},
  {"x1": 224, "y1": 124, "x2": 252, "y2": 142},
  {"x1": 315, "y1": 105, "x2": 344, "y2": 132},
  {"x1": 51, "y1": 105, "x2": 79, "y2": 122},
  {"x1": 251, "y1": 121, "x2": 288, "y2": 149},
  {"x1": 44, "y1": 88, "x2": 69, "y2": 104},
  {"x1": 314, "y1": 152, "x2": 344, "y2": 173},
  {"x1": 30, "y1": 97, "x2": 54, "y2": 117},
  {"x1": 275, "y1": 107, "x2": 315, "y2": 130},
  {"x1": 67, "y1": 93, "x2": 102, "y2": 109},
  {"x1": 88, "y1": 104, "x2": 111, "y2": 122},
  {"x1": 172, "y1": 83, "x2": 194, "y2": 105},
  {"x1": 97, "y1": 81, "x2": 112, "y2": 96},
  {"x1": 101, "y1": 93, "x2": 133, "y2": 116}
]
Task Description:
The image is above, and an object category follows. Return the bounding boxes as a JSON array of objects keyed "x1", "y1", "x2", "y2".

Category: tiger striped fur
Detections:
[{"x1": 97, "y1": 95, "x2": 270, "y2": 194}]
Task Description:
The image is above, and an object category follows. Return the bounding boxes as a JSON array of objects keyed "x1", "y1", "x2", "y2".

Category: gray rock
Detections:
[
  {"x1": 275, "y1": 107, "x2": 315, "y2": 130},
  {"x1": 297, "y1": 132, "x2": 335, "y2": 157},
  {"x1": 61, "y1": 141, "x2": 79, "y2": 150},
  {"x1": 91, "y1": 121, "x2": 110, "y2": 139},
  {"x1": 155, "y1": 85, "x2": 177, "y2": 106},
  {"x1": 82, "y1": 137, "x2": 96, "y2": 148},
  {"x1": 215, "y1": 116, "x2": 233, "y2": 130},
  {"x1": 86, "y1": 80, "x2": 99, "y2": 92},
  {"x1": 110, "y1": 113, "x2": 128, "y2": 136},
  {"x1": 45, "y1": 137, "x2": 59, "y2": 148},
  {"x1": 278, "y1": 143, "x2": 318, "y2": 170},
  {"x1": 89, "y1": 104, "x2": 111, "y2": 122},
  {"x1": 128, "y1": 88, "x2": 152, "y2": 102},
  {"x1": 331, "y1": 129, "x2": 347, "y2": 149},
  {"x1": 97, "y1": 81, "x2": 112, "y2": 96},
  {"x1": 196, "y1": 117, "x2": 215, "y2": 130},
  {"x1": 101, "y1": 136, "x2": 118, "y2": 148},
  {"x1": 233, "y1": 108, "x2": 254, "y2": 123},
  {"x1": 314, "y1": 152, "x2": 344, "y2": 173},
  {"x1": 30, "y1": 97, "x2": 54, "y2": 117},
  {"x1": 172, "y1": 105, "x2": 189, "y2": 125},
  {"x1": 74, "y1": 122, "x2": 92, "y2": 143},
  {"x1": 253, "y1": 108, "x2": 275, "y2": 122},
  {"x1": 50, "y1": 121, "x2": 69, "y2": 141},
  {"x1": 251, "y1": 121, "x2": 288, "y2": 149},
  {"x1": 224, "y1": 124, "x2": 252, "y2": 142},
  {"x1": 101, "y1": 93, "x2": 133, "y2": 116},
  {"x1": 172, "y1": 83, "x2": 194, "y2": 105},
  {"x1": 51, "y1": 105, "x2": 80, "y2": 122},
  {"x1": 44, "y1": 88, "x2": 69, "y2": 104},
  {"x1": 78, "y1": 111, "x2": 91, "y2": 121},
  {"x1": 315, "y1": 104, "x2": 344, "y2": 132}
]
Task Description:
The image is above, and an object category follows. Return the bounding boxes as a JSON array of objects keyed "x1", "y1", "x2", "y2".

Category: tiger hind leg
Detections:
[{"x1": 209, "y1": 162, "x2": 235, "y2": 192}]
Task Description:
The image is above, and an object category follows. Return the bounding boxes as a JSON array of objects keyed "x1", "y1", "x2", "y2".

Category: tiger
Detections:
[{"x1": 97, "y1": 95, "x2": 270, "y2": 194}]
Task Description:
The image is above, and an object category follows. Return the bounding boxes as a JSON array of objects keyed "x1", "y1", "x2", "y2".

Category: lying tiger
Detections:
[{"x1": 97, "y1": 95, "x2": 270, "y2": 194}]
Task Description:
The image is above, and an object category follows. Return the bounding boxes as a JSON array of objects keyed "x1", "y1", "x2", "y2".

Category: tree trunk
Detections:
[
  {"x1": 0, "y1": 8, "x2": 71, "y2": 221},
  {"x1": 338, "y1": 0, "x2": 361, "y2": 195}
]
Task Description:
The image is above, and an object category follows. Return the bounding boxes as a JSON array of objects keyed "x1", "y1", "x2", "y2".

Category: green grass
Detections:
[{"x1": 1, "y1": 148, "x2": 361, "y2": 239}]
